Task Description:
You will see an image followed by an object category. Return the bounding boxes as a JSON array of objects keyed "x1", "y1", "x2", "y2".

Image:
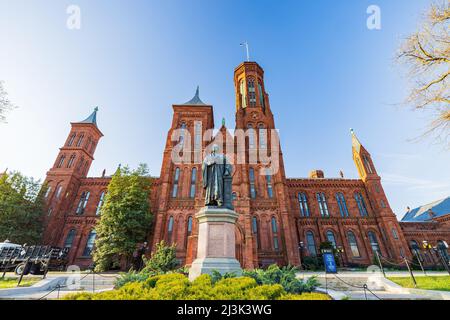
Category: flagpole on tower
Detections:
[{"x1": 240, "y1": 42, "x2": 250, "y2": 62}]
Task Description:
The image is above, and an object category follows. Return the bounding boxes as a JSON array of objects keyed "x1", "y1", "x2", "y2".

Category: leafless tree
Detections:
[
  {"x1": 397, "y1": 1, "x2": 449, "y2": 145},
  {"x1": 0, "y1": 81, "x2": 16, "y2": 123}
]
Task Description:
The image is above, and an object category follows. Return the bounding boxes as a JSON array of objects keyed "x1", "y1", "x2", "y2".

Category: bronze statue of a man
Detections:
[{"x1": 202, "y1": 144, "x2": 233, "y2": 208}]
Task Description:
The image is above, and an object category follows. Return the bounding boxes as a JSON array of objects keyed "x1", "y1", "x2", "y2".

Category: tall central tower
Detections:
[{"x1": 233, "y1": 62, "x2": 300, "y2": 267}]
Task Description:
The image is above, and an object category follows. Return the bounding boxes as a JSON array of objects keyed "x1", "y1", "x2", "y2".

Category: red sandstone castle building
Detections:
[{"x1": 42, "y1": 61, "x2": 450, "y2": 270}]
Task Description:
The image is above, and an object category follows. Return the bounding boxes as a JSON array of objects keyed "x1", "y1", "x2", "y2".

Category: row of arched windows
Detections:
[
  {"x1": 67, "y1": 132, "x2": 96, "y2": 154},
  {"x1": 297, "y1": 192, "x2": 369, "y2": 217},
  {"x1": 251, "y1": 216, "x2": 280, "y2": 251},
  {"x1": 239, "y1": 78, "x2": 266, "y2": 111},
  {"x1": 172, "y1": 167, "x2": 197, "y2": 199},
  {"x1": 166, "y1": 216, "x2": 194, "y2": 248},
  {"x1": 75, "y1": 191, "x2": 106, "y2": 216},
  {"x1": 304, "y1": 230, "x2": 381, "y2": 257},
  {"x1": 64, "y1": 229, "x2": 97, "y2": 257},
  {"x1": 247, "y1": 124, "x2": 267, "y2": 150}
]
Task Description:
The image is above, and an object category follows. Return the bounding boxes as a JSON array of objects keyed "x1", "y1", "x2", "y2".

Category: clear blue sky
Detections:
[{"x1": 0, "y1": 0, "x2": 448, "y2": 218}]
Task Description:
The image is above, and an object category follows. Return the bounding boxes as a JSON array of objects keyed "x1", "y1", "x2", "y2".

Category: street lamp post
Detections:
[
  {"x1": 298, "y1": 241, "x2": 304, "y2": 270},
  {"x1": 336, "y1": 246, "x2": 345, "y2": 268},
  {"x1": 423, "y1": 240, "x2": 437, "y2": 270}
]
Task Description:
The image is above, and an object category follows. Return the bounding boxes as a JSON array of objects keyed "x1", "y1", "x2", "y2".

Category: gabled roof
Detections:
[
  {"x1": 181, "y1": 86, "x2": 208, "y2": 106},
  {"x1": 401, "y1": 197, "x2": 450, "y2": 222}
]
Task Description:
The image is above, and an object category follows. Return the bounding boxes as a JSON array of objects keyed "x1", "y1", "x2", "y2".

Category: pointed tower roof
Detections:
[
  {"x1": 182, "y1": 86, "x2": 208, "y2": 106},
  {"x1": 76, "y1": 107, "x2": 99, "y2": 126},
  {"x1": 351, "y1": 128, "x2": 362, "y2": 153}
]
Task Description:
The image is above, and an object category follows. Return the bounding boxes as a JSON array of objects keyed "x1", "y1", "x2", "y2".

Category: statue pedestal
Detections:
[{"x1": 188, "y1": 207, "x2": 242, "y2": 281}]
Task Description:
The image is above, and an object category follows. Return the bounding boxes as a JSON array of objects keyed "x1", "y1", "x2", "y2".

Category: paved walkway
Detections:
[
  {"x1": 297, "y1": 271, "x2": 449, "y2": 300},
  {"x1": 0, "y1": 272, "x2": 119, "y2": 300}
]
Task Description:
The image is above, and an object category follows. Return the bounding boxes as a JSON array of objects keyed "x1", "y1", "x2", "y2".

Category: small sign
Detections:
[{"x1": 323, "y1": 252, "x2": 337, "y2": 274}]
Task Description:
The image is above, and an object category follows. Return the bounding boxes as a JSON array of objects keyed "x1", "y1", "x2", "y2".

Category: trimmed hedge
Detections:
[{"x1": 64, "y1": 273, "x2": 330, "y2": 300}]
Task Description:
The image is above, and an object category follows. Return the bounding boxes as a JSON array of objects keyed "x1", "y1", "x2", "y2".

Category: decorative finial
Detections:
[
  {"x1": 350, "y1": 128, "x2": 354, "y2": 135},
  {"x1": 195, "y1": 86, "x2": 200, "y2": 98},
  {"x1": 240, "y1": 42, "x2": 250, "y2": 62},
  {"x1": 94, "y1": 106, "x2": 99, "y2": 112},
  {"x1": 222, "y1": 117, "x2": 226, "y2": 127}
]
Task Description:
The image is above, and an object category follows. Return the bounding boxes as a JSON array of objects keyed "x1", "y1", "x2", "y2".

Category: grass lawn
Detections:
[
  {"x1": 388, "y1": 276, "x2": 450, "y2": 291},
  {"x1": 0, "y1": 277, "x2": 41, "y2": 289}
]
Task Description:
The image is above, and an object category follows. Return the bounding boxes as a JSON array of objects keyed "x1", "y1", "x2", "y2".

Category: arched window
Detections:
[
  {"x1": 76, "y1": 134, "x2": 84, "y2": 147},
  {"x1": 67, "y1": 133, "x2": 76, "y2": 147},
  {"x1": 82, "y1": 230, "x2": 96, "y2": 257},
  {"x1": 67, "y1": 154, "x2": 76, "y2": 168},
  {"x1": 252, "y1": 216, "x2": 260, "y2": 249},
  {"x1": 172, "y1": 168, "x2": 180, "y2": 198},
  {"x1": 258, "y1": 123, "x2": 267, "y2": 149},
  {"x1": 380, "y1": 200, "x2": 387, "y2": 208},
  {"x1": 76, "y1": 191, "x2": 90, "y2": 215},
  {"x1": 86, "y1": 136, "x2": 92, "y2": 149},
  {"x1": 187, "y1": 216, "x2": 193, "y2": 236},
  {"x1": 190, "y1": 167, "x2": 197, "y2": 198},
  {"x1": 57, "y1": 155, "x2": 66, "y2": 168},
  {"x1": 44, "y1": 186, "x2": 52, "y2": 198},
  {"x1": 347, "y1": 231, "x2": 360, "y2": 257},
  {"x1": 271, "y1": 217, "x2": 279, "y2": 251},
  {"x1": 96, "y1": 191, "x2": 106, "y2": 215},
  {"x1": 298, "y1": 193, "x2": 310, "y2": 217},
  {"x1": 354, "y1": 192, "x2": 368, "y2": 217},
  {"x1": 47, "y1": 207, "x2": 53, "y2": 216},
  {"x1": 391, "y1": 227, "x2": 398, "y2": 239},
  {"x1": 179, "y1": 122, "x2": 187, "y2": 144},
  {"x1": 306, "y1": 231, "x2": 317, "y2": 256},
  {"x1": 363, "y1": 155, "x2": 374, "y2": 174},
  {"x1": 240, "y1": 80, "x2": 247, "y2": 109},
  {"x1": 316, "y1": 192, "x2": 329, "y2": 217},
  {"x1": 185, "y1": 216, "x2": 193, "y2": 249},
  {"x1": 248, "y1": 78, "x2": 256, "y2": 107},
  {"x1": 77, "y1": 156, "x2": 85, "y2": 171},
  {"x1": 326, "y1": 230, "x2": 337, "y2": 248},
  {"x1": 194, "y1": 121, "x2": 202, "y2": 152},
  {"x1": 335, "y1": 193, "x2": 349, "y2": 217},
  {"x1": 247, "y1": 124, "x2": 256, "y2": 149},
  {"x1": 232, "y1": 192, "x2": 237, "y2": 201},
  {"x1": 64, "y1": 229, "x2": 76, "y2": 250},
  {"x1": 258, "y1": 82, "x2": 265, "y2": 112},
  {"x1": 265, "y1": 168, "x2": 273, "y2": 199},
  {"x1": 249, "y1": 168, "x2": 256, "y2": 199},
  {"x1": 56, "y1": 185, "x2": 63, "y2": 199},
  {"x1": 368, "y1": 231, "x2": 380, "y2": 255},
  {"x1": 167, "y1": 216, "x2": 174, "y2": 243},
  {"x1": 83, "y1": 161, "x2": 89, "y2": 176}
]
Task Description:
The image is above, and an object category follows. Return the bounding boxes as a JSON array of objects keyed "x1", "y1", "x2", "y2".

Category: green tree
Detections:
[
  {"x1": 0, "y1": 171, "x2": 44, "y2": 244},
  {"x1": 93, "y1": 164, "x2": 153, "y2": 271},
  {"x1": 141, "y1": 241, "x2": 179, "y2": 274}
]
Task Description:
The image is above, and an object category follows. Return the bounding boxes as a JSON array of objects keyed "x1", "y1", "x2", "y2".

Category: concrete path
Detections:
[
  {"x1": 0, "y1": 272, "x2": 119, "y2": 300},
  {"x1": 298, "y1": 271, "x2": 450, "y2": 300}
]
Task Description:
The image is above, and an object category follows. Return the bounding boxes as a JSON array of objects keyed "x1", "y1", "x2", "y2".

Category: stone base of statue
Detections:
[{"x1": 188, "y1": 206, "x2": 243, "y2": 281}]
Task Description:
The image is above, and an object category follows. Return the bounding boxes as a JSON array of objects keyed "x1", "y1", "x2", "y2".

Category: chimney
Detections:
[{"x1": 309, "y1": 170, "x2": 324, "y2": 179}]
